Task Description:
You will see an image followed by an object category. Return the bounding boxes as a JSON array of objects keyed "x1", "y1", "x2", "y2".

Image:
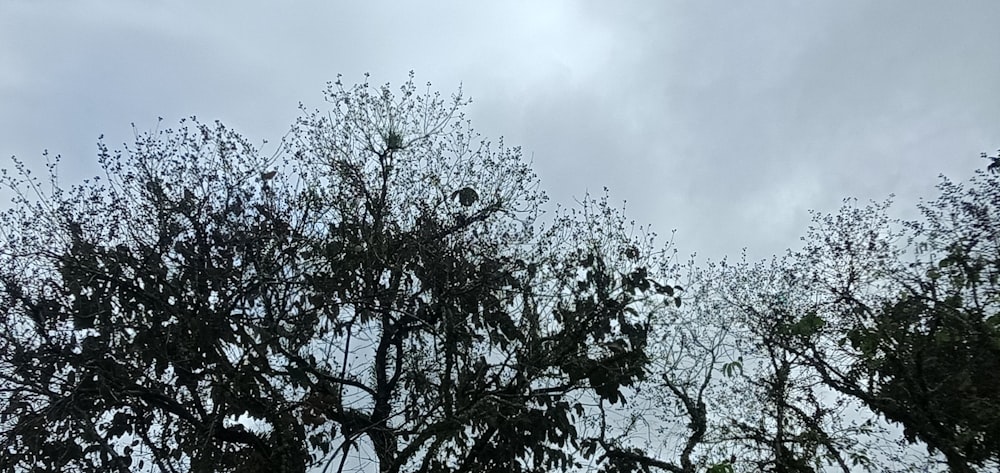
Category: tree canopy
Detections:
[
  {"x1": 1, "y1": 73, "x2": 998, "y2": 473},
  {"x1": 772, "y1": 165, "x2": 1000, "y2": 472},
  {"x1": 0, "y1": 75, "x2": 676, "y2": 473}
]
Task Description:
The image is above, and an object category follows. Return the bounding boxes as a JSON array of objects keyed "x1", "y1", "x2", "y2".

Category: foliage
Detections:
[
  {"x1": 694, "y1": 259, "x2": 876, "y2": 473},
  {"x1": 3, "y1": 68, "x2": 997, "y2": 473},
  {"x1": 772, "y1": 160, "x2": 1000, "y2": 472},
  {"x1": 0, "y1": 74, "x2": 674, "y2": 473},
  {"x1": 585, "y1": 255, "x2": 872, "y2": 473}
]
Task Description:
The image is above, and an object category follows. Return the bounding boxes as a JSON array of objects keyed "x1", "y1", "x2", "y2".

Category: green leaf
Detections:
[
  {"x1": 707, "y1": 462, "x2": 735, "y2": 473},
  {"x1": 654, "y1": 282, "x2": 674, "y2": 296},
  {"x1": 721, "y1": 359, "x2": 743, "y2": 378},
  {"x1": 791, "y1": 311, "x2": 825, "y2": 337}
]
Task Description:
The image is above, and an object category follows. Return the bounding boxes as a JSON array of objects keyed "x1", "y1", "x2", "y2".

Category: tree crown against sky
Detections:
[
  {"x1": 720, "y1": 154, "x2": 1000, "y2": 473},
  {"x1": 0, "y1": 74, "x2": 679, "y2": 473},
  {"x1": 0, "y1": 71, "x2": 998, "y2": 473}
]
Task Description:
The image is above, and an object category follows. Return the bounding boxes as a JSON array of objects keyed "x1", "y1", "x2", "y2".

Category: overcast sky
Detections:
[{"x1": 2, "y1": 1, "x2": 998, "y2": 262}]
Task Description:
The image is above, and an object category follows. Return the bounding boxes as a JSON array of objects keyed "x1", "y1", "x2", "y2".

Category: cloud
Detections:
[{"x1": 1, "y1": 0, "x2": 997, "y2": 261}]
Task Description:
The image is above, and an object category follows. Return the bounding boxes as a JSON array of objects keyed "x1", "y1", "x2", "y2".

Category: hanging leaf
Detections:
[
  {"x1": 721, "y1": 358, "x2": 743, "y2": 378},
  {"x1": 653, "y1": 282, "x2": 674, "y2": 296}
]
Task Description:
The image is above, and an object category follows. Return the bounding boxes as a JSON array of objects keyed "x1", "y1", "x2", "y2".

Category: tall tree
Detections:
[
  {"x1": 715, "y1": 259, "x2": 883, "y2": 473},
  {"x1": 612, "y1": 258, "x2": 875, "y2": 473},
  {"x1": 0, "y1": 75, "x2": 673, "y2": 473},
  {"x1": 766, "y1": 160, "x2": 1000, "y2": 472}
]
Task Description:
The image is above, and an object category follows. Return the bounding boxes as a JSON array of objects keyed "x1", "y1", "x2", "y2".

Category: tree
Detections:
[
  {"x1": 764, "y1": 159, "x2": 1000, "y2": 472},
  {"x1": 713, "y1": 258, "x2": 884, "y2": 473},
  {"x1": 0, "y1": 74, "x2": 675, "y2": 472},
  {"x1": 576, "y1": 255, "x2": 871, "y2": 473},
  {"x1": 625, "y1": 258, "x2": 876, "y2": 473}
]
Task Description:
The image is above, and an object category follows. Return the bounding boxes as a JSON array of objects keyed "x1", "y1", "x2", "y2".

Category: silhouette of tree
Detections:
[{"x1": 0, "y1": 74, "x2": 672, "y2": 473}]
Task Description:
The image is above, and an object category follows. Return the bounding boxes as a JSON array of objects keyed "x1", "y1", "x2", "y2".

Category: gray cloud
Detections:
[{"x1": 1, "y1": 0, "x2": 998, "y2": 261}]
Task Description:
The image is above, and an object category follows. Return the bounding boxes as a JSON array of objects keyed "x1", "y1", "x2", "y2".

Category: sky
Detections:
[{"x1": 1, "y1": 0, "x2": 998, "y2": 263}]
